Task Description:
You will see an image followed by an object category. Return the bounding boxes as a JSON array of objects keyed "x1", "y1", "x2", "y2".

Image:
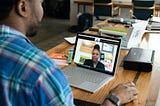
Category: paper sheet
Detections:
[
  {"x1": 52, "y1": 59, "x2": 69, "y2": 66},
  {"x1": 64, "y1": 36, "x2": 76, "y2": 44},
  {"x1": 127, "y1": 21, "x2": 148, "y2": 48}
]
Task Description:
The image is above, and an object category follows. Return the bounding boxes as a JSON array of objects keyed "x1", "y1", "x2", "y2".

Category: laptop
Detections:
[{"x1": 63, "y1": 33, "x2": 121, "y2": 93}]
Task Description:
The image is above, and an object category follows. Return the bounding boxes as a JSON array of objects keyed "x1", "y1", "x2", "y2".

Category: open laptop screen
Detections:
[{"x1": 73, "y1": 33, "x2": 121, "y2": 75}]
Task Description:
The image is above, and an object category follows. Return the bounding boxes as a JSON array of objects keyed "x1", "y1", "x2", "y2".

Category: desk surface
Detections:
[{"x1": 46, "y1": 20, "x2": 160, "y2": 106}]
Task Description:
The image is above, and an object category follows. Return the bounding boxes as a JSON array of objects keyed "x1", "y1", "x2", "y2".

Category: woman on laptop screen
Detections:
[{"x1": 84, "y1": 44, "x2": 105, "y2": 71}]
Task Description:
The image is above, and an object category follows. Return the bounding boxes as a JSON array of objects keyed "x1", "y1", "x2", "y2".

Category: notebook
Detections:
[{"x1": 63, "y1": 33, "x2": 121, "y2": 93}]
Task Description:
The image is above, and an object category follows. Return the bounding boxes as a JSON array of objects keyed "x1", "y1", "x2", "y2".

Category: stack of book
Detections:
[
  {"x1": 147, "y1": 16, "x2": 160, "y2": 31},
  {"x1": 108, "y1": 17, "x2": 137, "y2": 24},
  {"x1": 147, "y1": 22, "x2": 160, "y2": 30},
  {"x1": 99, "y1": 28, "x2": 128, "y2": 37},
  {"x1": 48, "y1": 53, "x2": 68, "y2": 66}
]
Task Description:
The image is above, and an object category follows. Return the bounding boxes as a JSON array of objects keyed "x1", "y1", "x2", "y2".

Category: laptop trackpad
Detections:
[{"x1": 79, "y1": 81, "x2": 97, "y2": 90}]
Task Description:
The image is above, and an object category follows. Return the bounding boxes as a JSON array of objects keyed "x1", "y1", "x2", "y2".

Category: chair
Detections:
[
  {"x1": 92, "y1": 0, "x2": 120, "y2": 20},
  {"x1": 130, "y1": 0, "x2": 155, "y2": 20}
]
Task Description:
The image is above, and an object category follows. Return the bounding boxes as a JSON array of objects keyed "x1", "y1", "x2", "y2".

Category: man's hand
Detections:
[{"x1": 110, "y1": 82, "x2": 138, "y2": 105}]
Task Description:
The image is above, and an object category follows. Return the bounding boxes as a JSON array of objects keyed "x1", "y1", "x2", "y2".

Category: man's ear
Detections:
[{"x1": 16, "y1": 0, "x2": 30, "y2": 17}]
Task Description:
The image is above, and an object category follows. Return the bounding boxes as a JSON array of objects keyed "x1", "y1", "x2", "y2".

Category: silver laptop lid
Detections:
[{"x1": 73, "y1": 33, "x2": 121, "y2": 75}]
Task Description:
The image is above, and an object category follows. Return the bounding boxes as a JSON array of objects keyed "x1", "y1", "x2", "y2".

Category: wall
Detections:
[
  {"x1": 70, "y1": 0, "x2": 77, "y2": 25},
  {"x1": 70, "y1": 0, "x2": 92, "y2": 25},
  {"x1": 155, "y1": 0, "x2": 160, "y2": 4}
]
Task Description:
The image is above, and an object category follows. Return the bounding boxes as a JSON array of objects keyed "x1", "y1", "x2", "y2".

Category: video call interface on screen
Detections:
[{"x1": 74, "y1": 34, "x2": 119, "y2": 73}]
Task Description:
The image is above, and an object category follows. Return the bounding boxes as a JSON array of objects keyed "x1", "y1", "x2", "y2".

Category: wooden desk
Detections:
[
  {"x1": 74, "y1": 0, "x2": 160, "y2": 8},
  {"x1": 73, "y1": 0, "x2": 133, "y2": 8},
  {"x1": 74, "y1": 0, "x2": 93, "y2": 5},
  {"x1": 74, "y1": 0, "x2": 160, "y2": 16},
  {"x1": 113, "y1": 1, "x2": 132, "y2": 8},
  {"x1": 46, "y1": 20, "x2": 160, "y2": 106}
]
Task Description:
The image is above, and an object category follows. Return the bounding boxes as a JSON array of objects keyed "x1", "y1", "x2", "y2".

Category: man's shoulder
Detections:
[{"x1": 0, "y1": 34, "x2": 59, "y2": 84}]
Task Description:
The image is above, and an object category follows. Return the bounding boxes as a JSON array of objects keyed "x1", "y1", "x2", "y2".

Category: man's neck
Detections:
[{"x1": 0, "y1": 18, "x2": 26, "y2": 36}]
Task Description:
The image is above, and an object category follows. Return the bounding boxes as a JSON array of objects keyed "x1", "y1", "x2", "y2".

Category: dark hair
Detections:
[
  {"x1": 0, "y1": 0, "x2": 19, "y2": 20},
  {"x1": 93, "y1": 44, "x2": 100, "y2": 52}
]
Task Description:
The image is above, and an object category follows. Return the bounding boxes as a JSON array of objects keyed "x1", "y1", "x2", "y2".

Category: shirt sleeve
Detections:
[{"x1": 30, "y1": 53, "x2": 74, "y2": 106}]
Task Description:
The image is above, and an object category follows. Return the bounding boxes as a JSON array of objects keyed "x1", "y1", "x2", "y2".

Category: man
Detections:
[{"x1": 0, "y1": 0, "x2": 138, "y2": 106}]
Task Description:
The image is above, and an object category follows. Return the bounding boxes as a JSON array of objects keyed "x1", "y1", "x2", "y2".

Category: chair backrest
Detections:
[
  {"x1": 93, "y1": 0, "x2": 113, "y2": 17},
  {"x1": 132, "y1": 0, "x2": 155, "y2": 20}
]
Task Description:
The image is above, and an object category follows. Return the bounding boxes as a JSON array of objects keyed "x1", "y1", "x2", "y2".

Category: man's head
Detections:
[{"x1": 0, "y1": 0, "x2": 44, "y2": 37}]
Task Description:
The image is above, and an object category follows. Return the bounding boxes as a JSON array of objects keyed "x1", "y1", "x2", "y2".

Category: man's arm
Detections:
[{"x1": 102, "y1": 82, "x2": 138, "y2": 106}]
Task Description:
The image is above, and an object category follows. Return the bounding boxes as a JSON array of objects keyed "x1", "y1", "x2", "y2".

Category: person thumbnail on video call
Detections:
[{"x1": 74, "y1": 38, "x2": 118, "y2": 72}]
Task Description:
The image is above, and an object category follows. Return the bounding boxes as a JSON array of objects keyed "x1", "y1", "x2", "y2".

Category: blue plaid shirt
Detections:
[{"x1": 0, "y1": 25, "x2": 74, "y2": 106}]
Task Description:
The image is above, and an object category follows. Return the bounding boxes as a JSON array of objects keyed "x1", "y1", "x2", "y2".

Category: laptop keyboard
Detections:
[{"x1": 63, "y1": 66, "x2": 109, "y2": 84}]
